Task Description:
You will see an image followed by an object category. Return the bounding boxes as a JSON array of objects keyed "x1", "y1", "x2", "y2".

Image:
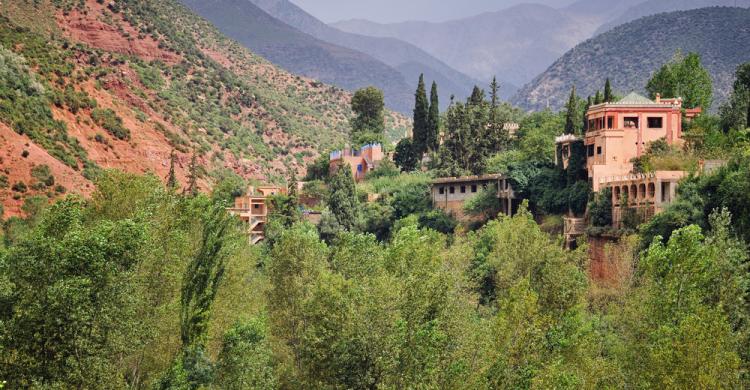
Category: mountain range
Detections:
[
  {"x1": 333, "y1": 0, "x2": 745, "y2": 95},
  {"x1": 512, "y1": 7, "x2": 750, "y2": 111},
  {"x1": 180, "y1": 0, "x2": 487, "y2": 113},
  {"x1": 249, "y1": 0, "x2": 498, "y2": 104}
]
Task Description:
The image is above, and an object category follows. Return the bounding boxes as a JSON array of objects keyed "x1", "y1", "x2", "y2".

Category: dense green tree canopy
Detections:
[
  {"x1": 646, "y1": 51, "x2": 713, "y2": 109},
  {"x1": 351, "y1": 87, "x2": 386, "y2": 146}
]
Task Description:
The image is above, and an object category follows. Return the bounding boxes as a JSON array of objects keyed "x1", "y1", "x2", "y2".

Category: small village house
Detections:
[{"x1": 329, "y1": 143, "x2": 385, "y2": 182}]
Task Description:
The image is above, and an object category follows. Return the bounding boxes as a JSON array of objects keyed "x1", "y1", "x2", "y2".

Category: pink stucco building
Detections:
[
  {"x1": 584, "y1": 92, "x2": 697, "y2": 191},
  {"x1": 329, "y1": 144, "x2": 384, "y2": 181}
]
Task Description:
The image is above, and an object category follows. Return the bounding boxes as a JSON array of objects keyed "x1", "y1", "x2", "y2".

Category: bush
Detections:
[
  {"x1": 91, "y1": 108, "x2": 130, "y2": 140},
  {"x1": 11, "y1": 181, "x2": 27, "y2": 193},
  {"x1": 31, "y1": 165, "x2": 54, "y2": 187},
  {"x1": 589, "y1": 187, "x2": 613, "y2": 227},
  {"x1": 0, "y1": 174, "x2": 8, "y2": 189},
  {"x1": 304, "y1": 153, "x2": 330, "y2": 181},
  {"x1": 418, "y1": 210, "x2": 457, "y2": 235},
  {"x1": 365, "y1": 160, "x2": 399, "y2": 179}
]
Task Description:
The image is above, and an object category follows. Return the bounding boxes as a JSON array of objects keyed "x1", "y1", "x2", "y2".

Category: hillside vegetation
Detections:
[
  {"x1": 0, "y1": 0, "x2": 407, "y2": 215},
  {"x1": 512, "y1": 7, "x2": 750, "y2": 111}
]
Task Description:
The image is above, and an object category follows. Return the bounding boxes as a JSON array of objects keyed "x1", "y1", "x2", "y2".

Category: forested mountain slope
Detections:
[
  {"x1": 512, "y1": 7, "x2": 750, "y2": 111},
  {"x1": 0, "y1": 0, "x2": 407, "y2": 216},
  {"x1": 247, "y1": 0, "x2": 499, "y2": 106},
  {"x1": 594, "y1": 0, "x2": 748, "y2": 35}
]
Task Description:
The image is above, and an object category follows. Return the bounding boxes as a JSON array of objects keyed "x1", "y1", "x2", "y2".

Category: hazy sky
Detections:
[{"x1": 289, "y1": 0, "x2": 578, "y2": 23}]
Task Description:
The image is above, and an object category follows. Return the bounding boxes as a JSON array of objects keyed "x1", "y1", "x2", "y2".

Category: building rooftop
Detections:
[
  {"x1": 590, "y1": 92, "x2": 683, "y2": 109},
  {"x1": 432, "y1": 173, "x2": 508, "y2": 185}
]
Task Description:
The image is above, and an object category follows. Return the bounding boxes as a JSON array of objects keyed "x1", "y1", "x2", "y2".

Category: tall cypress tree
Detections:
[
  {"x1": 469, "y1": 86, "x2": 485, "y2": 106},
  {"x1": 427, "y1": 81, "x2": 440, "y2": 152},
  {"x1": 166, "y1": 149, "x2": 179, "y2": 191},
  {"x1": 594, "y1": 90, "x2": 603, "y2": 105},
  {"x1": 328, "y1": 165, "x2": 360, "y2": 232},
  {"x1": 185, "y1": 150, "x2": 199, "y2": 196},
  {"x1": 489, "y1": 77, "x2": 500, "y2": 109},
  {"x1": 604, "y1": 78, "x2": 613, "y2": 103},
  {"x1": 412, "y1": 74, "x2": 429, "y2": 156},
  {"x1": 583, "y1": 96, "x2": 592, "y2": 132},
  {"x1": 564, "y1": 86, "x2": 578, "y2": 135},
  {"x1": 488, "y1": 77, "x2": 507, "y2": 151},
  {"x1": 288, "y1": 170, "x2": 298, "y2": 200}
]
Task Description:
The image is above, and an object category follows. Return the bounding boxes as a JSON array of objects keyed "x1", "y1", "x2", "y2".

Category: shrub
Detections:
[
  {"x1": 12, "y1": 181, "x2": 28, "y2": 193},
  {"x1": 589, "y1": 188, "x2": 613, "y2": 227},
  {"x1": 91, "y1": 108, "x2": 130, "y2": 140},
  {"x1": 21, "y1": 150, "x2": 29, "y2": 158},
  {"x1": 31, "y1": 165, "x2": 54, "y2": 187},
  {"x1": 418, "y1": 210, "x2": 458, "y2": 235},
  {"x1": 0, "y1": 174, "x2": 8, "y2": 189}
]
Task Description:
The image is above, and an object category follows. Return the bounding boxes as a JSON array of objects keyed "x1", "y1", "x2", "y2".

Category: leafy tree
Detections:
[
  {"x1": 646, "y1": 51, "x2": 713, "y2": 109},
  {"x1": 720, "y1": 62, "x2": 750, "y2": 132},
  {"x1": 736, "y1": 62, "x2": 750, "y2": 126},
  {"x1": 589, "y1": 187, "x2": 613, "y2": 227},
  {"x1": 412, "y1": 74, "x2": 429, "y2": 155},
  {"x1": 604, "y1": 78, "x2": 613, "y2": 103},
  {"x1": 418, "y1": 209, "x2": 457, "y2": 235},
  {"x1": 436, "y1": 90, "x2": 493, "y2": 175},
  {"x1": 393, "y1": 138, "x2": 419, "y2": 172},
  {"x1": 328, "y1": 164, "x2": 361, "y2": 232},
  {"x1": 266, "y1": 224, "x2": 329, "y2": 386},
  {"x1": 351, "y1": 87, "x2": 385, "y2": 146},
  {"x1": 389, "y1": 181, "x2": 431, "y2": 220},
  {"x1": 0, "y1": 198, "x2": 146, "y2": 388},
  {"x1": 616, "y1": 215, "x2": 747, "y2": 388},
  {"x1": 464, "y1": 186, "x2": 502, "y2": 222},
  {"x1": 211, "y1": 170, "x2": 246, "y2": 206},
  {"x1": 213, "y1": 319, "x2": 277, "y2": 390},
  {"x1": 268, "y1": 194, "x2": 300, "y2": 229},
  {"x1": 304, "y1": 153, "x2": 330, "y2": 181},
  {"x1": 427, "y1": 81, "x2": 440, "y2": 152}
]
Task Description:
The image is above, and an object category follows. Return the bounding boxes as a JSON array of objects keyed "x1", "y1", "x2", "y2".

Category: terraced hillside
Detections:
[{"x1": 0, "y1": 0, "x2": 408, "y2": 216}]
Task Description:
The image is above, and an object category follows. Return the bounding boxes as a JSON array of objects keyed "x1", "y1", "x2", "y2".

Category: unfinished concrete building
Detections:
[{"x1": 430, "y1": 174, "x2": 517, "y2": 221}]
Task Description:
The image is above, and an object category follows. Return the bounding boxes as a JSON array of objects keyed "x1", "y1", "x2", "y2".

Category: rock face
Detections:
[
  {"x1": 512, "y1": 7, "x2": 750, "y2": 111},
  {"x1": 57, "y1": 4, "x2": 181, "y2": 64}
]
